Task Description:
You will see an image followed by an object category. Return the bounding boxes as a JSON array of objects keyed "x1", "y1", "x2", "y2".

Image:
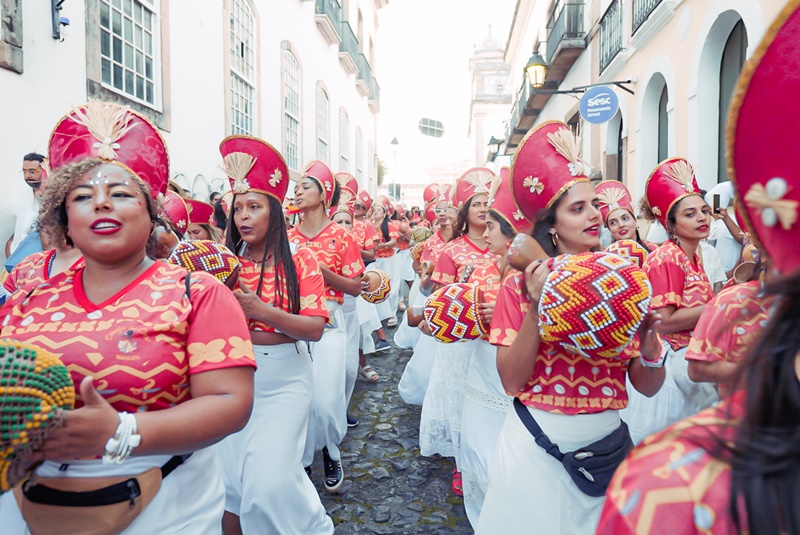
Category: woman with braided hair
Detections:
[{"x1": 215, "y1": 138, "x2": 334, "y2": 534}]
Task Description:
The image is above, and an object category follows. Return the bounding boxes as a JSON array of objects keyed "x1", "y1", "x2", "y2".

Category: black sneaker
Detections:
[
  {"x1": 347, "y1": 414, "x2": 359, "y2": 428},
  {"x1": 322, "y1": 447, "x2": 344, "y2": 493},
  {"x1": 374, "y1": 339, "x2": 391, "y2": 353}
]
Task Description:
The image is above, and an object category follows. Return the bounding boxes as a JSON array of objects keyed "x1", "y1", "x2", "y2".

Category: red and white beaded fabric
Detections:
[
  {"x1": 168, "y1": 240, "x2": 240, "y2": 286},
  {"x1": 538, "y1": 252, "x2": 652, "y2": 360},
  {"x1": 237, "y1": 247, "x2": 329, "y2": 333},
  {"x1": 431, "y1": 236, "x2": 497, "y2": 286},
  {"x1": 3, "y1": 250, "x2": 84, "y2": 296},
  {"x1": 685, "y1": 280, "x2": 772, "y2": 398},
  {"x1": 288, "y1": 223, "x2": 365, "y2": 304},
  {"x1": 605, "y1": 239, "x2": 650, "y2": 268},
  {"x1": 423, "y1": 283, "x2": 488, "y2": 343},
  {"x1": 489, "y1": 269, "x2": 643, "y2": 415},
  {"x1": 0, "y1": 262, "x2": 255, "y2": 413},
  {"x1": 643, "y1": 241, "x2": 714, "y2": 350}
]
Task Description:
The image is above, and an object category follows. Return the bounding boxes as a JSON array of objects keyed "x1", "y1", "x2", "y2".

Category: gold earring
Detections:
[{"x1": 551, "y1": 232, "x2": 559, "y2": 248}]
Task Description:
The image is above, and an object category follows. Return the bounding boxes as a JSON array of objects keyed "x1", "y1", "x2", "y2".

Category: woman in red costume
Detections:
[{"x1": 598, "y1": 5, "x2": 800, "y2": 531}]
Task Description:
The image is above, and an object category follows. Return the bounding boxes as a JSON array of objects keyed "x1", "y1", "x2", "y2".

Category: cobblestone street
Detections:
[{"x1": 309, "y1": 331, "x2": 472, "y2": 534}]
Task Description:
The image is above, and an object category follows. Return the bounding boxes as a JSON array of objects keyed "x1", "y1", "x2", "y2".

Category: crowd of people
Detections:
[{"x1": 0, "y1": 3, "x2": 799, "y2": 533}]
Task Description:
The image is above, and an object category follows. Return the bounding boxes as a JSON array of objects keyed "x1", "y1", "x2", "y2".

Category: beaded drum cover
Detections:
[
  {"x1": 538, "y1": 252, "x2": 652, "y2": 360},
  {"x1": 410, "y1": 242, "x2": 425, "y2": 264},
  {"x1": 410, "y1": 226, "x2": 432, "y2": 244},
  {"x1": 168, "y1": 240, "x2": 241, "y2": 287},
  {"x1": 0, "y1": 340, "x2": 75, "y2": 493},
  {"x1": 423, "y1": 283, "x2": 488, "y2": 343},
  {"x1": 361, "y1": 270, "x2": 391, "y2": 304},
  {"x1": 604, "y1": 239, "x2": 650, "y2": 268}
]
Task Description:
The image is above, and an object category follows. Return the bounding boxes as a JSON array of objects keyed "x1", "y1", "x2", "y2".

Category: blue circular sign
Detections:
[{"x1": 579, "y1": 86, "x2": 619, "y2": 124}]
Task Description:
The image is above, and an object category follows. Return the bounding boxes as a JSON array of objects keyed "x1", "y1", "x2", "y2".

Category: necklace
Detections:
[{"x1": 245, "y1": 248, "x2": 274, "y2": 266}]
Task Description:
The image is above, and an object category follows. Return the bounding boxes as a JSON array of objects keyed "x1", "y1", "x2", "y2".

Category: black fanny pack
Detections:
[{"x1": 513, "y1": 398, "x2": 633, "y2": 497}]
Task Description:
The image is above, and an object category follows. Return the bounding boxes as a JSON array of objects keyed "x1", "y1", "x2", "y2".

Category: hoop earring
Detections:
[
  {"x1": 669, "y1": 228, "x2": 679, "y2": 244},
  {"x1": 551, "y1": 232, "x2": 559, "y2": 248}
]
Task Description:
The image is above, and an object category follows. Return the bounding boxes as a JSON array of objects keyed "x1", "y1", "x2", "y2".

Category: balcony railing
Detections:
[
  {"x1": 315, "y1": 0, "x2": 341, "y2": 27},
  {"x1": 599, "y1": 0, "x2": 623, "y2": 73},
  {"x1": 369, "y1": 77, "x2": 380, "y2": 103},
  {"x1": 546, "y1": 1, "x2": 585, "y2": 64},
  {"x1": 632, "y1": 0, "x2": 663, "y2": 35},
  {"x1": 357, "y1": 53, "x2": 372, "y2": 84},
  {"x1": 338, "y1": 20, "x2": 358, "y2": 73}
]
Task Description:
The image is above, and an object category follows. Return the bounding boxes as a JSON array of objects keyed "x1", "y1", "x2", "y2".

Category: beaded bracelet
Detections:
[{"x1": 103, "y1": 412, "x2": 141, "y2": 464}]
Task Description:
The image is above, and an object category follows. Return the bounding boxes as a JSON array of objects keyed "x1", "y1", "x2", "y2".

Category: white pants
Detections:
[
  {"x1": 216, "y1": 342, "x2": 333, "y2": 534},
  {"x1": 477, "y1": 407, "x2": 621, "y2": 535},
  {"x1": 342, "y1": 294, "x2": 360, "y2": 406},
  {"x1": 372, "y1": 257, "x2": 400, "y2": 320},
  {"x1": 393, "y1": 287, "x2": 424, "y2": 350},
  {"x1": 0, "y1": 448, "x2": 225, "y2": 534},
  {"x1": 397, "y1": 331, "x2": 438, "y2": 406},
  {"x1": 304, "y1": 303, "x2": 348, "y2": 465},
  {"x1": 356, "y1": 295, "x2": 382, "y2": 354}
]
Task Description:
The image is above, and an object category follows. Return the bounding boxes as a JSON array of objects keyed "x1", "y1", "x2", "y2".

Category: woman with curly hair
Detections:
[{"x1": 0, "y1": 102, "x2": 255, "y2": 534}]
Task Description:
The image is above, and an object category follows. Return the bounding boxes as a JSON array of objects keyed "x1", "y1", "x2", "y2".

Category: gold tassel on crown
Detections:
[
  {"x1": 547, "y1": 128, "x2": 586, "y2": 177},
  {"x1": 220, "y1": 153, "x2": 257, "y2": 194},
  {"x1": 597, "y1": 186, "x2": 627, "y2": 210},
  {"x1": 462, "y1": 169, "x2": 494, "y2": 195},
  {"x1": 69, "y1": 100, "x2": 139, "y2": 161},
  {"x1": 663, "y1": 160, "x2": 695, "y2": 192}
]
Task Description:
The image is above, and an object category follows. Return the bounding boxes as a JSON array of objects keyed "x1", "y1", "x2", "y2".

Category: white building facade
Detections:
[
  {"x1": 500, "y1": 0, "x2": 787, "y2": 198},
  {"x1": 0, "y1": 0, "x2": 386, "y2": 259}
]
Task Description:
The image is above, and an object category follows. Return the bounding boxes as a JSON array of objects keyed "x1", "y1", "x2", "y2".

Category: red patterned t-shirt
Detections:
[
  {"x1": 431, "y1": 236, "x2": 497, "y2": 285},
  {"x1": 685, "y1": 280, "x2": 771, "y2": 398},
  {"x1": 288, "y1": 223, "x2": 365, "y2": 303},
  {"x1": 4, "y1": 249, "x2": 84, "y2": 295},
  {"x1": 352, "y1": 219, "x2": 375, "y2": 251},
  {"x1": 420, "y1": 230, "x2": 447, "y2": 265},
  {"x1": 489, "y1": 269, "x2": 640, "y2": 415},
  {"x1": 467, "y1": 262, "x2": 502, "y2": 341},
  {"x1": 0, "y1": 262, "x2": 255, "y2": 413},
  {"x1": 597, "y1": 397, "x2": 744, "y2": 535},
  {"x1": 238, "y1": 247, "x2": 329, "y2": 333},
  {"x1": 373, "y1": 221, "x2": 400, "y2": 259},
  {"x1": 644, "y1": 241, "x2": 714, "y2": 350}
]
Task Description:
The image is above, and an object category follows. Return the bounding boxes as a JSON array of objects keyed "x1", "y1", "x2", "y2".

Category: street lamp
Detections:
[
  {"x1": 487, "y1": 136, "x2": 504, "y2": 162},
  {"x1": 390, "y1": 137, "x2": 399, "y2": 201},
  {"x1": 525, "y1": 49, "x2": 548, "y2": 89}
]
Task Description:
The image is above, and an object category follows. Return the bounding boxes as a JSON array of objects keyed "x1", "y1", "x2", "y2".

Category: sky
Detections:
[{"x1": 374, "y1": 0, "x2": 518, "y2": 185}]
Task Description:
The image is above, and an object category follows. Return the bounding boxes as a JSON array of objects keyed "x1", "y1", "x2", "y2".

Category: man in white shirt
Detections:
[
  {"x1": 6, "y1": 153, "x2": 45, "y2": 257},
  {"x1": 704, "y1": 182, "x2": 742, "y2": 273}
]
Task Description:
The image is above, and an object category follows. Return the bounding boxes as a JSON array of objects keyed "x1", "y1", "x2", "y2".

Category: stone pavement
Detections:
[{"x1": 308, "y1": 331, "x2": 473, "y2": 534}]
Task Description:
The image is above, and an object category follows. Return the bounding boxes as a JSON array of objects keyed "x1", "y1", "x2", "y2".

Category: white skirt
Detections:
[
  {"x1": 304, "y1": 302, "x2": 348, "y2": 465},
  {"x1": 0, "y1": 448, "x2": 225, "y2": 535},
  {"x1": 393, "y1": 289, "x2": 425, "y2": 350},
  {"x1": 419, "y1": 339, "x2": 476, "y2": 463},
  {"x1": 397, "y1": 331, "x2": 439, "y2": 406},
  {"x1": 372, "y1": 256, "x2": 401, "y2": 320},
  {"x1": 356, "y1": 295, "x2": 382, "y2": 354},
  {"x1": 216, "y1": 342, "x2": 333, "y2": 534},
  {"x1": 477, "y1": 406, "x2": 621, "y2": 534},
  {"x1": 397, "y1": 248, "x2": 416, "y2": 282},
  {"x1": 620, "y1": 344, "x2": 719, "y2": 444},
  {"x1": 342, "y1": 294, "x2": 360, "y2": 406},
  {"x1": 460, "y1": 339, "x2": 511, "y2": 528}
]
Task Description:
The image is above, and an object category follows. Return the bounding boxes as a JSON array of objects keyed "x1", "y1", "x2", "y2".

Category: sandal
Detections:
[
  {"x1": 451, "y1": 465, "x2": 463, "y2": 497},
  {"x1": 359, "y1": 365, "x2": 380, "y2": 382}
]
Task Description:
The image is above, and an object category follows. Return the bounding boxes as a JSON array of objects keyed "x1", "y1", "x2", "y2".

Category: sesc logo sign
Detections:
[{"x1": 579, "y1": 86, "x2": 619, "y2": 124}]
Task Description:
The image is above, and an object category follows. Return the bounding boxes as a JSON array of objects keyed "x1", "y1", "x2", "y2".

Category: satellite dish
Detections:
[{"x1": 418, "y1": 118, "x2": 444, "y2": 138}]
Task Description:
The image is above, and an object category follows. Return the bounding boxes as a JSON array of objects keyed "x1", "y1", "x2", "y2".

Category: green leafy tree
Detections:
[{"x1": 377, "y1": 159, "x2": 387, "y2": 186}]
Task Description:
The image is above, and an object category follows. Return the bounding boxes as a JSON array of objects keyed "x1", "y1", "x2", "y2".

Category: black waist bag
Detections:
[{"x1": 513, "y1": 398, "x2": 633, "y2": 497}]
